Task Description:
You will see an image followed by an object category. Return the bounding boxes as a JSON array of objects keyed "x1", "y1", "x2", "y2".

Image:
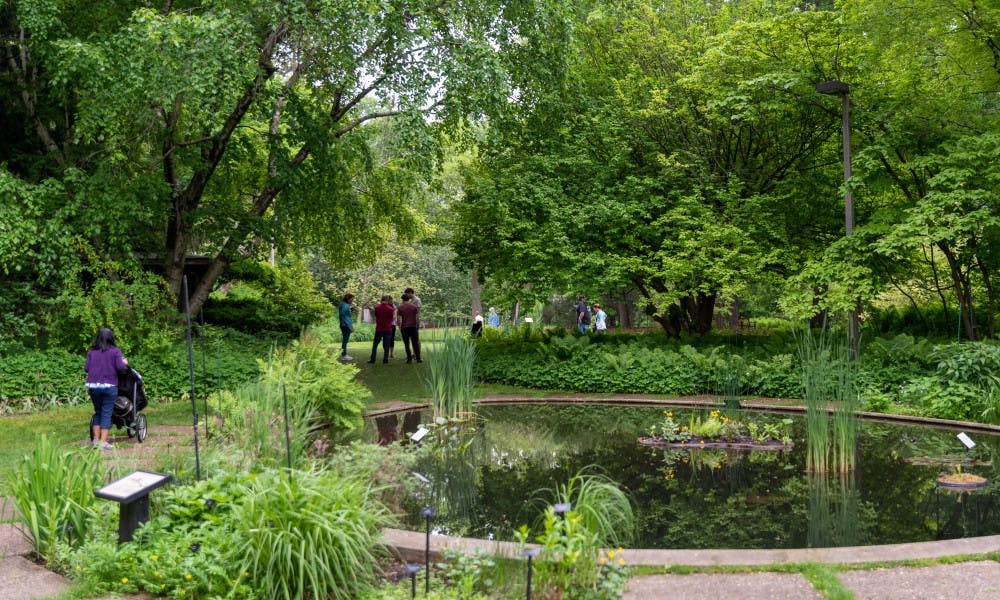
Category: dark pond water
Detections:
[{"x1": 376, "y1": 403, "x2": 1000, "y2": 549}]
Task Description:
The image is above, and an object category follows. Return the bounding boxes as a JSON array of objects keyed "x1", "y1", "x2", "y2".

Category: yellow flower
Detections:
[
  {"x1": 161, "y1": 584, "x2": 166, "y2": 590},
  {"x1": 618, "y1": 558, "x2": 625, "y2": 566},
  {"x1": 608, "y1": 550, "x2": 616, "y2": 559},
  {"x1": 599, "y1": 556, "x2": 607, "y2": 565},
  {"x1": 121, "y1": 577, "x2": 128, "y2": 584},
  {"x1": 150, "y1": 554, "x2": 158, "y2": 561},
  {"x1": 618, "y1": 547, "x2": 624, "y2": 553},
  {"x1": 185, "y1": 574, "x2": 192, "y2": 581}
]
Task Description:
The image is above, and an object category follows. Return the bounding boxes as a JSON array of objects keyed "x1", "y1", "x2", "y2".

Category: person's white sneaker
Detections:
[
  {"x1": 100, "y1": 442, "x2": 114, "y2": 451},
  {"x1": 91, "y1": 439, "x2": 99, "y2": 449}
]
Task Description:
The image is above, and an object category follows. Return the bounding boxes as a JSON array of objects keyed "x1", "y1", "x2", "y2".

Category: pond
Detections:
[{"x1": 378, "y1": 403, "x2": 1000, "y2": 550}]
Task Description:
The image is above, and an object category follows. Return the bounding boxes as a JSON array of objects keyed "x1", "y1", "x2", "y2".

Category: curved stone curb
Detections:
[{"x1": 382, "y1": 527, "x2": 1000, "y2": 567}]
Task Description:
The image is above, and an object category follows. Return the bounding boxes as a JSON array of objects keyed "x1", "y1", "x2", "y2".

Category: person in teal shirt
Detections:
[{"x1": 339, "y1": 293, "x2": 355, "y2": 359}]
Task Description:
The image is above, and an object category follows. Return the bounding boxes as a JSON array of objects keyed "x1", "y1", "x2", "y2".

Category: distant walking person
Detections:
[
  {"x1": 339, "y1": 293, "x2": 355, "y2": 360},
  {"x1": 404, "y1": 287, "x2": 422, "y2": 309},
  {"x1": 397, "y1": 293, "x2": 422, "y2": 363},
  {"x1": 575, "y1": 294, "x2": 591, "y2": 334},
  {"x1": 85, "y1": 327, "x2": 128, "y2": 450},
  {"x1": 487, "y1": 307, "x2": 500, "y2": 327},
  {"x1": 592, "y1": 303, "x2": 608, "y2": 334},
  {"x1": 471, "y1": 312, "x2": 484, "y2": 337},
  {"x1": 369, "y1": 295, "x2": 396, "y2": 364}
]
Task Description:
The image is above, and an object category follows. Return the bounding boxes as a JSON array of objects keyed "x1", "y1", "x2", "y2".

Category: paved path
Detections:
[{"x1": 623, "y1": 562, "x2": 1000, "y2": 599}]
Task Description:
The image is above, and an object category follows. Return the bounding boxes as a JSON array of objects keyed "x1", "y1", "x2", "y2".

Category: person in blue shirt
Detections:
[
  {"x1": 339, "y1": 293, "x2": 355, "y2": 359},
  {"x1": 487, "y1": 307, "x2": 500, "y2": 327},
  {"x1": 592, "y1": 303, "x2": 608, "y2": 333}
]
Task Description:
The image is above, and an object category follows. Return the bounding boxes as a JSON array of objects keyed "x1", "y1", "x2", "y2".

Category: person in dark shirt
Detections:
[
  {"x1": 369, "y1": 295, "x2": 397, "y2": 364},
  {"x1": 575, "y1": 294, "x2": 591, "y2": 334},
  {"x1": 396, "y1": 293, "x2": 422, "y2": 363},
  {"x1": 84, "y1": 327, "x2": 128, "y2": 450}
]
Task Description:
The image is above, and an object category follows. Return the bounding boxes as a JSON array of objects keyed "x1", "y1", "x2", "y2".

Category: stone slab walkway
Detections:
[
  {"x1": 623, "y1": 572, "x2": 822, "y2": 600},
  {"x1": 839, "y1": 561, "x2": 1000, "y2": 600}
]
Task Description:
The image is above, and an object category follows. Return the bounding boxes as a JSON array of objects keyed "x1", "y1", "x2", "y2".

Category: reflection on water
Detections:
[{"x1": 371, "y1": 404, "x2": 1000, "y2": 549}]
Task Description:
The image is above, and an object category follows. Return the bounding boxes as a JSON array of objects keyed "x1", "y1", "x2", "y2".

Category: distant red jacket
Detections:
[{"x1": 373, "y1": 302, "x2": 396, "y2": 332}]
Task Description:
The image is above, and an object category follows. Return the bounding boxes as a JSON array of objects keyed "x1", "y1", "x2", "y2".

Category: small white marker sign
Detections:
[
  {"x1": 957, "y1": 432, "x2": 976, "y2": 449},
  {"x1": 410, "y1": 426, "x2": 430, "y2": 442}
]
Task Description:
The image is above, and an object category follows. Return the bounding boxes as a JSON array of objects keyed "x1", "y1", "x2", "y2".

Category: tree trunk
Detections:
[
  {"x1": 938, "y1": 241, "x2": 978, "y2": 340},
  {"x1": 651, "y1": 293, "x2": 717, "y2": 337},
  {"x1": 470, "y1": 270, "x2": 482, "y2": 318}
]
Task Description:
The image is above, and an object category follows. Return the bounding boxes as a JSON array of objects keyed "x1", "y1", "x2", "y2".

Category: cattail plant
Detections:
[{"x1": 426, "y1": 329, "x2": 477, "y2": 420}]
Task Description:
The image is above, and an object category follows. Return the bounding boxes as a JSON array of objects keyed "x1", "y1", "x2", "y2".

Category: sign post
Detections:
[{"x1": 95, "y1": 470, "x2": 172, "y2": 543}]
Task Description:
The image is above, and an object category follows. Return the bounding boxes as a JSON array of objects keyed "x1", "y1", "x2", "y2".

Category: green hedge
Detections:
[
  {"x1": 473, "y1": 331, "x2": 1000, "y2": 424},
  {"x1": 0, "y1": 327, "x2": 271, "y2": 412}
]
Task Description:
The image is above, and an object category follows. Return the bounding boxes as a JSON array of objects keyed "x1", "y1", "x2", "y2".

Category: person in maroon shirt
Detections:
[
  {"x1": 368, "y1": 295, "x2": 397, "y2": 364},
  {"x1": 396, "y1": 293, "x2": 422, "y2": 363}
]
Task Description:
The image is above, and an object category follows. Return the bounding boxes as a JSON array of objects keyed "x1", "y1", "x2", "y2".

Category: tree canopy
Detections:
[{"x1": 1, "y1": 0, "x2": 569, "y2": 340}]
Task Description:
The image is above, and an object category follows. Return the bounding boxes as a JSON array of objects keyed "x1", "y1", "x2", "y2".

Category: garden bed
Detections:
[{"x1": 637, "y1": 436, "x2": 793, "y2": 451}]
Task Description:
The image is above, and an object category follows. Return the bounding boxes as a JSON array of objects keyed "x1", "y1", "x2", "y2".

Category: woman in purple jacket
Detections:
[{"x1": 84, "y1": 327, "x2": 128, "y2": 450}]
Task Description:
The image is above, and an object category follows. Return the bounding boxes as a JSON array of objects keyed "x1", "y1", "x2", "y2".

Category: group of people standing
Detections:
[
  {"x1": 575, "y1": 295, "x2": 608, "y2": 334},
  {"x1": 338, "y1": 288, "x2": 424, "y2": 364}
]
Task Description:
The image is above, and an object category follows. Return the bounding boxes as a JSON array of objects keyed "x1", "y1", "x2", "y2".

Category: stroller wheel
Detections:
[{"x1": 136, "y1": 413, "x2": 148, "y2": 443}]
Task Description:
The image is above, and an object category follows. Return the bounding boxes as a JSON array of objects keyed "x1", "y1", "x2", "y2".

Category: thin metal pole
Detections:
[
  {"x1": 182, "y1": 276, "x2": 201, "y2": 481},
  {"x1": 425, "y1": 513, "x2": 431, "y2": 594},
  {"x1": 526, "y1": 554, "x2": 534, "y2": 600},
  {"x1": 282, "y1": 384, "x2": 293, "y2": 484},
  {"x1": 199, "y1": 310, "x2": 209, "y2": 440},
  {"x1": 842, "y1": 91, "x2": 859, "y2": 359}
]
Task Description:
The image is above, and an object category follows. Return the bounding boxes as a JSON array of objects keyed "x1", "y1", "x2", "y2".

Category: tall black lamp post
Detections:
[{"x1": 816, "y1": 79, "x2": 859, "y2": 358}]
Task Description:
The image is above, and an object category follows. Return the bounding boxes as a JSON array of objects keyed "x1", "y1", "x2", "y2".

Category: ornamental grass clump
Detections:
[
  {"x1": 518, "y1": 470, "x2": 634, "y2": 600},
  {"x1": 426, "y1": 330, "x2": 477, "y2": 419},
  {"x1": 233, "y1": 466, "x2": 391, "y2": 600},
  {"x1": 796, "y1": 326, "x2": 858, "y2": 473},
  {"x1": 7, "y1": 434, "x2": 103, "y2": 561}
]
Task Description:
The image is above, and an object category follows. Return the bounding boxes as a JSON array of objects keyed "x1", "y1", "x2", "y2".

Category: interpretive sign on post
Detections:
[{"x1": 95, "y1": 470, "x2": 172, "y2": 543}]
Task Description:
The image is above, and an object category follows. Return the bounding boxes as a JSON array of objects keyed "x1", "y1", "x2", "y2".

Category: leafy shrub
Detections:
[
  {"x1": 436, "y1": 548, "x2": 497, "y2": 598},
  {"x1": 204, "y1": 259, "x2": 332, "y2": 336},
  {"x1": 63, "y1": 473, "x2": 256, "y2": 598},
  {"x1": 477, "y1": 338, "x2": 802, "y2": 398},
  {"x1": 258, "y1": 332, "x2": 371, "y2": 436},
  {"x1": 44, "y1": 267, "x2": 178, "y2": 355},
  {"x1": 63, "y1": 466, "x2": 391, "y2": 600},
  {"x1": 210, "y1": 381, "x2": 322, "y2": 471},
  {"x1": 312, "y1": 318, "x2": 375, "y2": 343},
  {"x1": 7, "y1": 435, "x2": 103, "y2": 561}
]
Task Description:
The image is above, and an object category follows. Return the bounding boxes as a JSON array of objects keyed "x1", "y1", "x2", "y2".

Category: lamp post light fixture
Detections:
[
  {"x1": 816, "y1": 79, "x2": 859, "y2": 358},
  {"x1": 522, "y1": 547, "x2": 541, "y2": 600},
  {"x1": 420, "y1": 506, "x2": 437, "y2": 594},
  {"x1": 404, "y1": 564, "x2": 423, "y2": 599}
]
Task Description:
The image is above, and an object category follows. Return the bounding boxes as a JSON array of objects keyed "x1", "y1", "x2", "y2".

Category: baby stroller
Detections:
[{"x1": 89, "y1": 367, "x2": 148, "y2": 443}]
